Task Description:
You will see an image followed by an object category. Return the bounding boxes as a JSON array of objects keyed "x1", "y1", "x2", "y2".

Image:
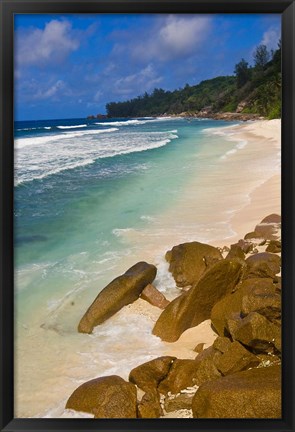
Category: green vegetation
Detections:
[{"x1": 106, "y1": 42, "x2": 281, "y2": 119}]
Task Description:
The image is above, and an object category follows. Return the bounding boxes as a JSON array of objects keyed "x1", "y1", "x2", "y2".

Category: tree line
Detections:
[{"x1": 105, "y1": 42, "x2": 281, "y2": 119}]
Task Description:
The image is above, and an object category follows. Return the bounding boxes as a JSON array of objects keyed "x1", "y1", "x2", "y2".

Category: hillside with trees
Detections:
[{"x1": 105, "y1": 42, "x2": 281, "y2": 120}]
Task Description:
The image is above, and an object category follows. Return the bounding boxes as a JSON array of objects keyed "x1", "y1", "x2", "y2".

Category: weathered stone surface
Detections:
[
  {"x1": 232, "y1": 312, "x2": 281, "y2": 353},
  {"x1": 261, "y1": 214, "x2": 281, "y2": 224},
  {"x1": 158, "y1": 359, "x2": 200, "y2": 395},
  {"x1": 211, "y1": 278, "x2": 275, "y2": 336},
  {"x1": 78, "y1": 262, "x2": 157, "y2": 333},
  {"x1": 195, "y1": 346, "x2": 221, "y2": 363},
  {"x1": 236, "y1": 239, "x2": 254, "y2": 254},
  {"x1": 193, "y1": 358, "x2": 221, "y2": 386},
  {"x1": 137, "y1": 390, "x2": 162, "y2": 418},
  {"x1": 244, "y1": 231, "x2": 264, "y2": 240},
  {"x1": 140, "y1": 284, "x2": 170, "y2": 309},
  {"x1": 245, "y1": 252, "x2": 281, "y2": 279},
  {"x1": 215, "y1": 341, "x2": 260, "y2": 375},
  {"x1": 266, "y1": 240, "x2": 281, "y2": 253},
  {"x1": 213, "y1": 336, "x2": 232, "y2": 354},
  {"x1": 165, "y1": 241, "x2": 223, "y2": 287},
  {"x1": 254, "y1": 221, "x2": 280, "y2": 240},
  {"x1": 164, "y1": 393, "x2": 194, "y2": 412},
  {"x1": 129, "y1": 356, "x2": 175, "y2": 393},
  {"x1": 153, "y1": 259, "x2": 245, "y2": 342},
  {"x1": 66, "y1": 375, "x2": 137, "y2": 418},
  {"x1": 241, "y1": 287, "x2": 281, "y2": 322},
  {"x1": 225, "y1": 244, "x2": 245, "y2": 260},
  {"x1": 192, "y1": 365, "x2": 281, "y2": 418}
]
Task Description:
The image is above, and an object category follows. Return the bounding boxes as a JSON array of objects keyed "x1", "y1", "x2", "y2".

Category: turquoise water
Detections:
[
  {"x1": 14, "y1": 116, "x2": 242, "y2": 417},
  {"x1": 15, "y1": 117, "x2": 238, "y2": 316}
]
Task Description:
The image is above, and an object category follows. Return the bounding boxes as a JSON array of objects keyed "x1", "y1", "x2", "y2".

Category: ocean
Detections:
[{"x1": 14, "y1": 116, "x2": 251, "y2": 417}]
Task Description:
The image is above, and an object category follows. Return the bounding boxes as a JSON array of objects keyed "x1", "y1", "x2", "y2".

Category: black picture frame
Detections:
[{"x1": 0, "y1": 0, "x2": 294, "y2": 431}]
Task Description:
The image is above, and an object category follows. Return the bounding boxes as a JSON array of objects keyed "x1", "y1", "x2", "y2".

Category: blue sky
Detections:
[{"x1": 14, "y1": 13, "x2": 281, "y2": 120}]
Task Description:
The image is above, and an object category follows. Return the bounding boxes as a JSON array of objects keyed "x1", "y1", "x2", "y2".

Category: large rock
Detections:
[
  {"x1": 78, "y1": 262, "x2": 157, "y2": 333},
  {"x1": 245, "y1": 253, "x2": 281, "y2": 280},
  {"x1": 165, "y1": 241, "x2": 223, "y2": 287},
  {"x1": 231, "y1": 312, "x2": 281, "y2": 353},
  {"x1": 164, "y1": 393, "x2": 194, "y2": 412},
  {"x1": 254, "y1": 217, "x2": 281, "y2": 240},
  {"x1": 212, "y1": 336, "x2": 232, "y2": 354},
  {"x1": 261, "y1": 214, "x2": 281, "y2": 224},
  {"x1": 66, "y1": 375, "x2": 137, "y2": 418},
  {"x1": 241, "y1": 287, "x2": 281, "y2": 322},
  {"x1": 153, "y1": 259, "x2": 245, "y2": 342},
  {"x1": 266, "y1": 240, "x2": 281, "y2": 253},
  {"x1": 158, "y1": 359, "x2": 200, "y2": 395},
  {"x1": 192, "y1": 365, "x2": 281, "y2": 418},
  {"x1": 211, "y1": 278, "x2": 276, "y2": 336},
  {"x1": 140, "y1": 284, "x2": 170, "y2": 309},
  {"x1": 225, "y1": 244, "x2": 245, "y2": 260},
  {"x1": 129, "y1": 356, "x2": 175, "y2": 392},
  {"x1": 137, "y1": 390, "x2": 162, "y2": 418},
  {"x1": 215, "y1": 341, "x2": 260, "y2": 375}
]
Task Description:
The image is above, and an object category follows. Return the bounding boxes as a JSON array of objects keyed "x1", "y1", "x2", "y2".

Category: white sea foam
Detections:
[
  {"x1": 95, "y1": 119, "x2": 148, "y2": 126},
  {"x1": 15, "y1": 128, "x2": 178, "y2": 185},
  {"x1": 15, "y1": 128, "x2": 119, "y2": 149},
  {"x1": 57, "y1": 124, "x2": 87, "y2": 129},
  {"x1": 220, "y1": 140, "x2": 248, "y2": 160}
]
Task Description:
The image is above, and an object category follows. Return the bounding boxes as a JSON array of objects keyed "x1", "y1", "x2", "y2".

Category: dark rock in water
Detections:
[
  {"x1": 245, "y1": 252, "x2": 281, "y2": 279},
  {"x1": 153, "y1": 259, "x2": 245, "y2": 342},
  {"x1": 231, "y1": 312, "x2": 281, "y2": 353},
  {"x1": 129, "y1": 356, "x2": 175, "y2": 393},
  {"x1": 158, "y1": 359, "x2": 200, "y2": 394},
  {"x1": 225, "y1": 244, "x2": 245, "y2": 260},
  {"x1": 192, "y1": 365, "x2": 281, "y2": 418},
  {"x1": 165, "y1": 241, "x2": 223, "y2": 287},
  {"x1": 137, "y1": 390, "x2": 162, "y2": 418},
  {"x1": 215, "y1": 341, "x2": 260, "y2": 375},
  {"x1": 211, "y1": 278, "x2": 276, "y2": 336},
  {"x1": 66, "y1": 375, "x2": 137, "y2": 418},
  {"x1": 266, "y1": 240, "x2": 281, "y2": 253},
  {"x1": 261, "y1": 214, "x2": 281, "y2": 224},
  {"x1": 78, "y1": 262, "x2": 157, "y2": 333},
  {"x1": 140, "y1": 284, "x2": 170, "y2": 309}
]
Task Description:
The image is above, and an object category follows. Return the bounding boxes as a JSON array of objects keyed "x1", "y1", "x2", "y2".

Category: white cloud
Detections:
[
  {"x1": 260, "y1": 27, "x2": 281, "y2": 51},
  {"x1": 16, "y1": 20, "x2": 79, "y2": 67},
  {"x1": 132, "y1": 15, "x2": 212, "y2": 62},
  {"x1": 114, "y1": 64, "x2": 162, "y2": 96}
]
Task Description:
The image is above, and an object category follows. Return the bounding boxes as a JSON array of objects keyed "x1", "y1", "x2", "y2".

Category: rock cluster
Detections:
[{"x1": 66, "y1": 214, "x2": 281, "y2": 419}]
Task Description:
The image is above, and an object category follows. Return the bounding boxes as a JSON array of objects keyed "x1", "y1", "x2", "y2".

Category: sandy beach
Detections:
[{"x1": 15, "y1": 118, "x2": 281, "y2": 418}]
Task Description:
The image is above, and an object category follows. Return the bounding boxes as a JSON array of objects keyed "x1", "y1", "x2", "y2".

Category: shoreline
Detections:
[{"x1": 15, "y1": 118, "x2": 281, "y2": 418}]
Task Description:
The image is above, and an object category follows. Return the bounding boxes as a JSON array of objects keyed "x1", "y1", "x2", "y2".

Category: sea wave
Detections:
[
  {"x1": 95, "y1": 119, "x2": 150, "y2": 127},
  {"x1": 15, "y1": 129, "x2": 178, "y2": 185},
  {"x1": 15, "y1": 128, "x2": 119, "y2": 149},
  {"x1": 57, "y1": 125, "x2": 87, "y2": 129},
  {"x1": 95, "y1": 117, "x2": 181, "y2": 127}
]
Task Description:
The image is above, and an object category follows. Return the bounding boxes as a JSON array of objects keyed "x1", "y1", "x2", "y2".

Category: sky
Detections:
[{"x1": 14, "y1": 13, "x2": 281, "y2": 121}]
